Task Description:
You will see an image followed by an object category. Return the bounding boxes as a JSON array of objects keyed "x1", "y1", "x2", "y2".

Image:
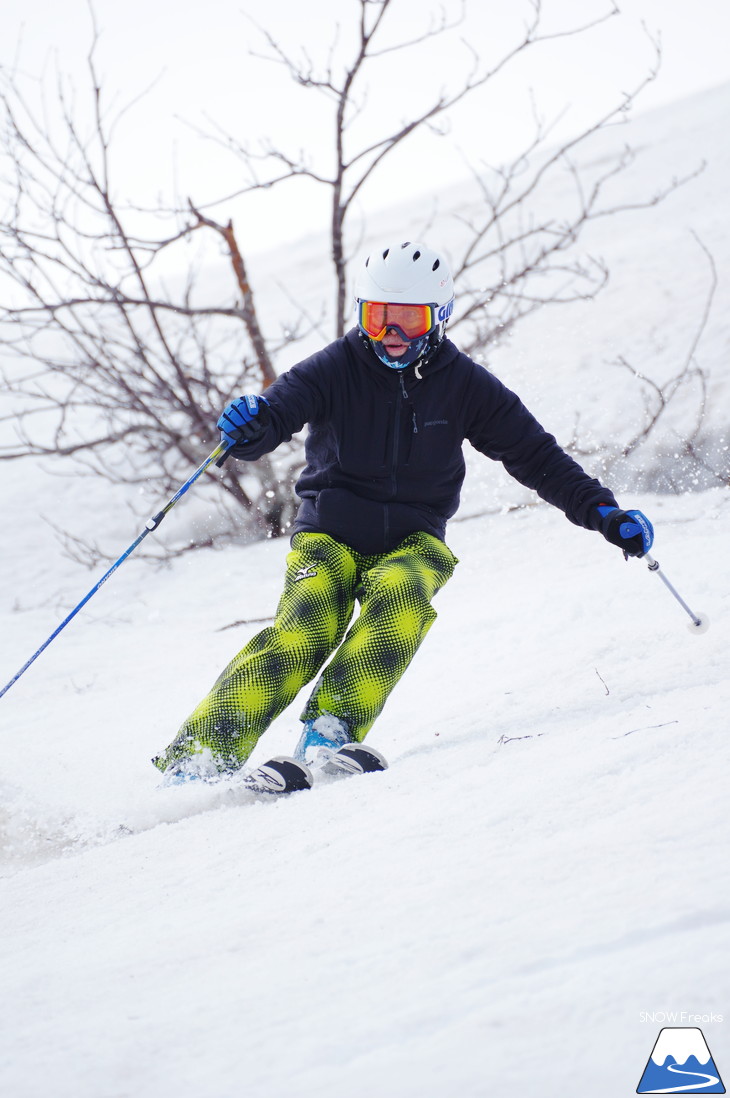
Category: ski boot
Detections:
[
  {"x1": 294, "y1": 714, "x2": 351, "y2": 766},
  {"x1": 158, "y1": 749, "x2": 221, "y2": 786}
]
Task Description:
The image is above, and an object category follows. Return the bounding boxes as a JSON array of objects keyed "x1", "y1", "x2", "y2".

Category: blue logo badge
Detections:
[{"x1": 637, "y1": 1028, "x2": 725, "y2": 1093}]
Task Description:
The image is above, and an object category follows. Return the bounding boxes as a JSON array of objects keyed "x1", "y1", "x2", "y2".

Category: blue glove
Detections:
[
  {"x1": 597, "y1": 505, "x2": 654, "y2": 558},
  {"x1": 218, "y1": 395, "x2": 270, "y2": 447}
]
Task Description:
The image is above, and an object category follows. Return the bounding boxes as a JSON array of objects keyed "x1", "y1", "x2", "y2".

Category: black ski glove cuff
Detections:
[{"x1": 229, "y1": 401, "x2": 273, "y2": 453}]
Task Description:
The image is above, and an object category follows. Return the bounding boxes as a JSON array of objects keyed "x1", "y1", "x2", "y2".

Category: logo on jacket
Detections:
[{"x1": 293, "y1": 566, "x2": 318, "y2": 582}]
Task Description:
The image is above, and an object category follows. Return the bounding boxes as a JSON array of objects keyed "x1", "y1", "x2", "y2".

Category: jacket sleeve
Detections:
[
  {"x1": 464, "y1": 364, "x2": 618, "y2": 530},
  {"x1": 226, "y1": 342, "x2": 338, "y2": 461}
]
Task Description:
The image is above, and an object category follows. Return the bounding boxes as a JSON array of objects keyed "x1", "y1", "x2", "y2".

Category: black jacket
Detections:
[{"x1": 233, "y1": 329, "x2": 618, "y2": 555}]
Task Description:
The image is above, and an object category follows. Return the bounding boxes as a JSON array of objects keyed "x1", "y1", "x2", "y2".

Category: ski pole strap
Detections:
[{"x1": 215, "y1": 443, "x2": 234, "y2": 468}]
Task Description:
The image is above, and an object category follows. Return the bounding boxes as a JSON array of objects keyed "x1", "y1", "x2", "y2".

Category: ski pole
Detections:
[
  {"x1": 644, "y1": 553, "x2": 709, "y2": 635},
  {"x1": 0, "y1": 441, "x2": 230, "y2": 700}
]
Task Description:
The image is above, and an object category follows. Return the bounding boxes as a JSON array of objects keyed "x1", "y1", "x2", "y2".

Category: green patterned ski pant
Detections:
[{"x1": 154, "y1": 530, "x2": 458, "y2": 773}]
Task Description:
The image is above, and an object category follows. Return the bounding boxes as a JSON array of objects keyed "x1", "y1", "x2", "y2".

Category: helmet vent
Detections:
[
  {"x1": 412, "y1": 250, "x2": 421, "y2": 261},
  {"x1": 432, "y1": 259, "x2": 440, "y2": 270},
  {"x1": 382, "y1": 248, "x2": 390, "y2": 259}
]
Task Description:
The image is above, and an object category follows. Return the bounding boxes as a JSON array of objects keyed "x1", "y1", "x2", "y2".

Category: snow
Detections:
[{"x1": 1, "y1": 87, "x2": 729, "y2": 1098}]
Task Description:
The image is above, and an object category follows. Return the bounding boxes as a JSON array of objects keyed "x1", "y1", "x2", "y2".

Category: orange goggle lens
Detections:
[{"x1": 359, "y1": 301, "x2": 436, "y2": 341}]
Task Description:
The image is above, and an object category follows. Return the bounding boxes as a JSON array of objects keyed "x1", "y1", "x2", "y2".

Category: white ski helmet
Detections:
[{"x1": 354, "y1": 241, "x2": 455, "y2": 368}]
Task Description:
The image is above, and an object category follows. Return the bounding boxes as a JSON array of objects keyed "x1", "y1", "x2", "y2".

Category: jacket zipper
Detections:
[
  {"x1": 385, "y1": 374, "x2": 418, "y2": 545},
  {"x1": 383, "y1": 375, "x2": 402, "y2": 544},
  {"x1": 391, "y1": 375, "x2": 408, "y2": 484},
  {"x1": 401, "y1": 374, "x2": 419, "y2": 463}
]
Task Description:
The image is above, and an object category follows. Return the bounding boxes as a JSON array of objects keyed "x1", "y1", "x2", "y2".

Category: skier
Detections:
[{"x1": 153, "y1": 240, "x2": 653, "y2": 792}]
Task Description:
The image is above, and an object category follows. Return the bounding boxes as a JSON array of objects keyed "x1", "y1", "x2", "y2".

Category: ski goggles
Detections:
[{"x1": 358, "y1": 301, "x2": 439, "y2": 342}]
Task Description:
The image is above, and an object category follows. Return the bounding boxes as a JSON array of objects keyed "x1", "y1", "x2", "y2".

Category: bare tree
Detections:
[
  {"x1": 0, "y1": 0, "x2": 705, "y2": 559},
  {"x1": 195, "y1": 0, "x2": 697, "y2": 352},
  {"x1": 447, "y1": 104, "x2": 703, "y2": 354},
  {"x1": 197, "y1": 0, "x2": 621, "y2": 332},
  {"x1": 0, "y1": 30, "x2": 305, "y2": 547},
  {"x1": 566, "y1": 235, "x2": 726, "y2": 492}
]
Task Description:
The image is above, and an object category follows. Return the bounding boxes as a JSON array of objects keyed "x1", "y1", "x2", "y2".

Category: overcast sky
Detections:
[{"x1": 3, "y1": 0, "x2": 729, "y2": 254}]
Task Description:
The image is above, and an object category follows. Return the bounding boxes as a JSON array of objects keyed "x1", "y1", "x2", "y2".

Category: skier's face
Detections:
[{"x1": 381, "y1": 328, "x2": 410, "y2": 356}]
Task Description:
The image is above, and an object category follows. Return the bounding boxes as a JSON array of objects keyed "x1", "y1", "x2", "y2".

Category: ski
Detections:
[
  {"x1": 321, "y1": 742, "x2": 389, "y2": 776},
  {"x1": 158, "y1": 743, "x2": 388, "y2": 800},
  {"x1": 240, "y1": 742, "x2": 388, "y2": 794},
  {"x1": 240, "y1": 755, "x2": 313, "y2": 794}
]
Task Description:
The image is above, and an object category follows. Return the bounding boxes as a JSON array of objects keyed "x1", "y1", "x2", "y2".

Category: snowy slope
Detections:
[
  {"x1": 1, "y1": 491, "x2": 728, "y2": 1098},
  {"x1": 1, "y1": 87, "x2": 730, "y2": 1098}
]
